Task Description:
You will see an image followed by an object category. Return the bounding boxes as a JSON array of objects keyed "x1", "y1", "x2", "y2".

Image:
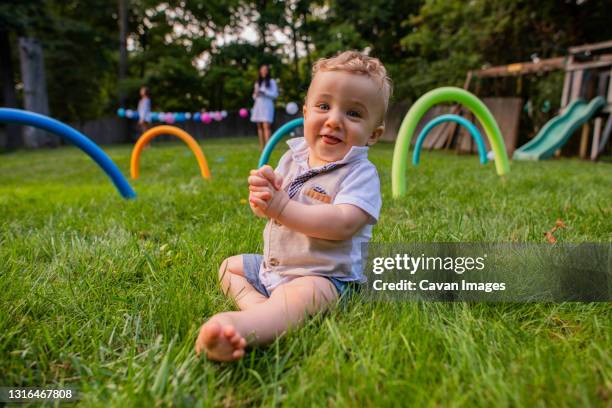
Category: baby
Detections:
[{"x1": 195, "y1": 51, "x2": 392, "y2": 361}]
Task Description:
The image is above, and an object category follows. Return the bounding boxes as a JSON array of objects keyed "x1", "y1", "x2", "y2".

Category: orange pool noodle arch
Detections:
[{"x1": 130, "y1": 125, "x2": 211, "y2": 180}]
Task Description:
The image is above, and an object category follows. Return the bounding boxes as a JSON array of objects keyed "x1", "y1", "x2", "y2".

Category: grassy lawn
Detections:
[{"x1": 1, "y1": 137, "x2": 610, "y2": 406}]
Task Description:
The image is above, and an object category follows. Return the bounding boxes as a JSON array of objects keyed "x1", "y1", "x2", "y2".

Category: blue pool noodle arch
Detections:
[
  {"x1": 258, "y1": 118, "x2": 304, "y2": 167},
  {"x1": 0, "y1": 108, "x2": 136, "y2": 199},
  {"x1": 413, "y1": 114, "x2": 488, "y2": 165}
]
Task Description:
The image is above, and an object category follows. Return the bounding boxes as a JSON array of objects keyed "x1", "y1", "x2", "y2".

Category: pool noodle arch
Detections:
[
  {"x1": 258, "y1": 118, "x2": 304, "y2": 167},
  {"x1": 0, "y1": 108, "x2": 135, "y2": 199},
  {"x1": 392, "y1": 87, "x2": 510, "y2": 197},
  {"x1": 413, "y1": 114, "x2": 488, "y2": 165},
  {"x1": 130, "y1": 125, "x2": 211, "y2": 179}
]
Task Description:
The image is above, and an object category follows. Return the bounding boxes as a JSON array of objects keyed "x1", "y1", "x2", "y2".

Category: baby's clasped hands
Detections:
[{"x1": 248, "y1": 165, "x2": 288, "y2": 218}]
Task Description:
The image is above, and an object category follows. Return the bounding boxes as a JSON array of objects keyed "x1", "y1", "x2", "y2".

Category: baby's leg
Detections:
[
  {"x1": 203, "y1": 276, "x2": 338, "y2": 356},
  {"x1": 245, "y1": 275, "x2": 339, "y2": 343},
  {"x1": 195, "y1": 256, "x2": 268, "y2": 361},
  {"x1": 218, "y1": 255, "x2": 267, "y2": 310}
]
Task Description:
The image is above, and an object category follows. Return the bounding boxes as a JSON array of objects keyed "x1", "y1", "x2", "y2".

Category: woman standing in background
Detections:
[
  {"x1": 137, "y1": 86, "x2": 151, "y2": 134},
  {"x1": 250, "y1": 64, "x2": 278, "y2": 150}
]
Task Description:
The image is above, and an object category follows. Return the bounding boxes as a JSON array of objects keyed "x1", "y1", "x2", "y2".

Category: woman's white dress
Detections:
[
  {"x1": 250, "y1": 79, "x2": 278, "y2": 123},
  {"x1": 137, "y1": 97, "x2": 151, "y2": 122}
]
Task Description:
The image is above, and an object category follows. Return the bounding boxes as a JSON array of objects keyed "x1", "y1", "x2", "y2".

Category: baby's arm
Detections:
[
  {"x1": 249, "y1": 166, "x2": 370, "y2": 240},
  {"x1": 278, "y1": 201, "x2": 369, "y2": 241}
]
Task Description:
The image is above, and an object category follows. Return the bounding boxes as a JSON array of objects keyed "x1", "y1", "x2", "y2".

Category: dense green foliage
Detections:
[
  {"x1": 1, "y1": 0, "x2": 612, "y2": 122},
  {"x1": 0, "y1": 139, "x2": 610, "y2": 405}
]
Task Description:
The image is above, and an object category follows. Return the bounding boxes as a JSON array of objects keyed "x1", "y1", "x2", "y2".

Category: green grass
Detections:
[{"x1": 1, "y1": 138, "x2": 610, "y2": 407}]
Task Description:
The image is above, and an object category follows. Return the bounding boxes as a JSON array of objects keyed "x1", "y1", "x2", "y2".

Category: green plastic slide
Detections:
[{"x1": 513, "y1": 97, "x2": 606, "y2": 161}]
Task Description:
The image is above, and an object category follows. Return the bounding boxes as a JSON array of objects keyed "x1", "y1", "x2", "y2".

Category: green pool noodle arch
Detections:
[{"x1": 392, "y1": 87, "x2": 510, "y2": 198}]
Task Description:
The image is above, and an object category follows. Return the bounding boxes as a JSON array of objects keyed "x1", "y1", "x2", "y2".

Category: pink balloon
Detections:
[
  {"x1": 214, "y1": 111, "x2": 223, "y2": 121},
  {"x1": 166, "y1": 114, "x2": 175, "y2": 124},
  {"x1": 239, "y1": 108, "x2": 248, "y2": 118},
  {"x1": 202, "y1": 113, "x2": 212, "y2": 124}
]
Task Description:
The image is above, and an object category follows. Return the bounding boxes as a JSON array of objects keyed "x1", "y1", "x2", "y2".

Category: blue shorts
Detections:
[{"x1": 242, "y1": 254, "x2": 355, "y2": 298}]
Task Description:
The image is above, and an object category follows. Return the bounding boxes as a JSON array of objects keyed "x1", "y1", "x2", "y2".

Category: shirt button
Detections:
[{"x1": 269, "y1": 258, "x2": 279, "y2": 267}]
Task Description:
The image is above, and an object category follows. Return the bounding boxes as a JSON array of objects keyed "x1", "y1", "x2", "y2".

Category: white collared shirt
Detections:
[
  {"x1": 285, "y1": 137, "x2": 381, "y2": 223},
  {"x1": 259, "y1": 137, "x2": 381, "y2": 286}
]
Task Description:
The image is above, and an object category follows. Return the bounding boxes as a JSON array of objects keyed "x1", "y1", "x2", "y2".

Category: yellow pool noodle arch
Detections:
[{"x1": 130, "y1": 125, "x2": 211, "y2": 180}]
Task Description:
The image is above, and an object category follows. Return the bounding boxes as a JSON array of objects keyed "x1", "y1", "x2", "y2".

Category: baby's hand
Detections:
[
  {"x1": 247, "y1": 167, "x2": 275, "y2": 217},
  {"x1": 253, "y1": 165, "x2": 283, "y2": 190},
  {"x1": 248, "y1": 187, "x2": 272, "y2": 218},
  {"x1": 247, "y1": 166, "x2": 287, "y2": 218}
]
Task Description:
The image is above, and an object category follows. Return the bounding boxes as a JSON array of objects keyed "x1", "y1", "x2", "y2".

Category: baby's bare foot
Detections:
[{"x1": 195, "y1": 318, "x2": 247, "y2": 362}]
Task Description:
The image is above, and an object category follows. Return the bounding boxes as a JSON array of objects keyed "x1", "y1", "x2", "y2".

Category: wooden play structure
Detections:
[
  {"x1": 558, "y1": 40, "x2": 612, "y2": 160},
  {"x1": 422, "y1": 39, "x2": 612, "y2": 161}
]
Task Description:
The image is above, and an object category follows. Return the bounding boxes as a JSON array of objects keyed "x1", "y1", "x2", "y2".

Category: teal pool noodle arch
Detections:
[
  {"x1": 413, "y1": 114, "x2": 488, "y2": 165},
  {"x1": 392, "y1": 87, "x2": 509, "y2": 198},
  {"x1": 0, "y1": 108, "x2": 136, "y2": 199},
  {"x1": 258, "y1": 118, "x2": 304, "y2": 168}
]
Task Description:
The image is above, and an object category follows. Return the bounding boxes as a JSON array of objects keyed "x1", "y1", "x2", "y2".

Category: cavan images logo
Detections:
[{"x1": 369, "y1": 253, "x2": 507, "y2": 294}]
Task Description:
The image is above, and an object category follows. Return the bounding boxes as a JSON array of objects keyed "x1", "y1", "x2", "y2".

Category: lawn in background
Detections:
[{"x1": 1, "y1": 138, "x2": 610, "y2": 406}]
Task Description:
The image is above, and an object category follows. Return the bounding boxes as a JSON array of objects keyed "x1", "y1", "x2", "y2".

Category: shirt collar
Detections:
[{"x1": 286, "y1": 137, "x2": 369, "y2": 169}]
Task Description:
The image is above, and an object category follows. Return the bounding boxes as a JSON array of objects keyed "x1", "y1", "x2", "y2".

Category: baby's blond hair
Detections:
[{"x1": 311, "y1": 51, "x2": 392, "y2": 119}]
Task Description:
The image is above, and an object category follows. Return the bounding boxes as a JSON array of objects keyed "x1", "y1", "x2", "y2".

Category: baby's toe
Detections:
[
  {"x1": 238, "y1": 338, "x2": 247, "y2": 348},
  {"x1": 223, "y1": 325, "x2": 236, "y2": 339},
  {"x1": 229, "y1": 333, "x2": 242, "y2": 345}
]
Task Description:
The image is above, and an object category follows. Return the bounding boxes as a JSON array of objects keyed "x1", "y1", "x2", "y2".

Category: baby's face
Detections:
[{"x1": 303, "y1": 71, "x2": 385, "y2": 167}]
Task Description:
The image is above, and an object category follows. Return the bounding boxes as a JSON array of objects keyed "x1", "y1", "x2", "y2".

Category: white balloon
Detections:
[
  {"x1": 185, "y1": 112, "x2": 192, "y2": 119},
  {"x1": 286, "y1": 102, "x2": 299, "y2": 115},
  {"x1": 221, "y1": 110, "x2": 228, "y2": 118}
]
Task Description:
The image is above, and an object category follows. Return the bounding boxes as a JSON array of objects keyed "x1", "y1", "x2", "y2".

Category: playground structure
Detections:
[
  {"x1": 0, "y1": 108, "x2": 135, "y2": 199},
  {"x1": 473, "y1": 40, "x2": 612, "y2": 161},
  {"x1": 412, "y1": 39, "x2": 612, "y2": 161},
  {"x1": 130, "y1": 125, "x2": 211, "y2": 180},
  {"x1": 392, "y1": 87, "x2": 510, "y2": 198},
  {"x1": 557, "y1": 41, "x2": 612, "y2": 160},
  {"x1": 513, "y1": 97, "x2": 606, "y2": 160}
]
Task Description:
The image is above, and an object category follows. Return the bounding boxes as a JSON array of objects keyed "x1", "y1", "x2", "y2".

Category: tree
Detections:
[
  {"x1": 398, "y1": 0, "x2": 612, "y2": 100},
  {"x1": 19, "y1": 37, "x2": 56, "y2": 147},
  {"x1": 0, "y1": 0, "x2": 48, "y2": 147},
  {"x1": 0, "y1": 29, "x2": 21, "y2": 148},
  {"x1": 119, "y1": 0, "x2": 129, "y2": 108}
]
